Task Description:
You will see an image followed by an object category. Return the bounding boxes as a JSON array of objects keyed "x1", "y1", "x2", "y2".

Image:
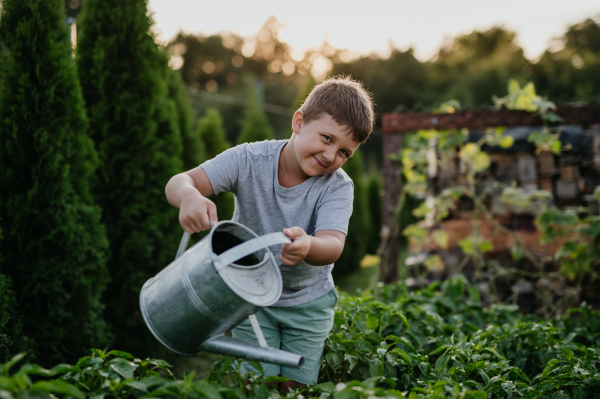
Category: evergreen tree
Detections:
[
  {"x1": 167, "y1": 67, "x2": 203, "y2": 171},
  {"x1": 198, "y1": 108, "x2": 230, "y2": 160},
  {"x1": 0, "y1": 272, "x2": 29, "y2": 362},
  {"x1": 237, "y1": 88, "x2": 274, "y2": 144},
  {"x1": 76, "y1": 0, "x2": 184, "y2": 355},
  {"x1": 335, "y1": 150, "x2": 370, "y2": 277},
  {"x1": 197, "y1": 108, "x2": 234, "y2": 222},
  {"x1": 0, "y1": 0, "x2": 109, "y2": 365},
  {"x1": 291, "y1": 74, "x2": 317, "y2": 112}
]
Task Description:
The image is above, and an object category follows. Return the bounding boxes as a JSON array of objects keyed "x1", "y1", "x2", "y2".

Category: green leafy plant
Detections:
[{"x1": 385, "y1": 81, "x2": 599, "y2": 316}]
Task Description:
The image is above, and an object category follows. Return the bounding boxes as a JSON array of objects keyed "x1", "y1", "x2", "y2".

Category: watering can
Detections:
[{"x1": 140, "y1": 221, "x2": 304, "y2": 369}]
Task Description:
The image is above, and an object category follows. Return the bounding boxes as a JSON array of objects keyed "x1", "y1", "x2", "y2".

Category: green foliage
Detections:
[
  {"x1": 336, "y1": 151, "x2": 370, "y2": 277},
  {"x1": 291, "y1": 75, "x2": 317, "y2": 113},
  {"x1": 167, "y1": 67, "x2": 202, "y2": 171},
  {"x1": 0, "y1": 273, "x2": 29, "y2": 362},
  {"x1": 76, "y1": 0, "x2": 184, "y2": 356},
  {"x1": 366, "y1": 171, "x2": 383, "y2": 254},
  {"x1": 0, "y1": 0, "x2": 110, "y2": 365},
  {"x1": 197, "y1": 109, "x2": 234, "y2": 222},
  {"x1": 394, "y1": 80, "x2": 597, "y2": 313},
  {"x1": 331, "y1": 49, "x2": 430, "y2": 114},
  {"x1": 198, "y1": 109, "x2": 230, "y2": 160},
  {"x1": 532, "y1": 17, "x2": 600, "y2": 104},
  {"x1": 5, "y1": 280, "x2": 596, "y2": 399},
  {"x1": 535, "y1": 206, "x2": 600, "y2": 280},
  {"x1": 236, "y1": 89, "x2": 274, "y2": 144},
  {"x1": 429, "y1": 27, "x2": 531, "y2": 108},
  {"x1": 322, "y1": 276, "x2": 600, "y2": 396},
  {"x1": 3, "y1": 280, "x2": 600, "y2": 399}
]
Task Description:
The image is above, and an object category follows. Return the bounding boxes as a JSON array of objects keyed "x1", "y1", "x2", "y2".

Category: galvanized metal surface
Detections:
[
  {"x1": 199, "y1": 335, "x2": 304, "y2": 369},
  {"x1": 140, "y1": 221, "x2": 304, "y2": 369}
]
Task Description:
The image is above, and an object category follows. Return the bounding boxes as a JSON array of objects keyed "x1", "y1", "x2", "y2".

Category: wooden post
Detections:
[{"x1": 381, "y1": 134, "x2": 402, "y2": 283}]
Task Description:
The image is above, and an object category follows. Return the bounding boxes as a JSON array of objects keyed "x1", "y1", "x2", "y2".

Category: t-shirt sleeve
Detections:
[
  {"x1": 314, "y1": 180, "x2": 354, "y2": 235},
  {"x1": 199, "y1": 143, "x2": 247, "y2": 195}
]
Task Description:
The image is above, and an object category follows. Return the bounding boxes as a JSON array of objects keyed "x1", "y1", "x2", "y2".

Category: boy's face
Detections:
[{"x1": 291, "y1": 111, "x2": 360, "y2": 177}]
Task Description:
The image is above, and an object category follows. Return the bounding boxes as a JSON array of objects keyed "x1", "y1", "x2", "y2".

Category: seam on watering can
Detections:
[{"x1": 181, "y1": 262, "x2": 229, "y2": 325}]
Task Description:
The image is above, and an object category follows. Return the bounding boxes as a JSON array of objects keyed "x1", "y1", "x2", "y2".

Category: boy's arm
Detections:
[
  {"x1": 279, "y1": 228, "x2": 345, "y2": 266},
  {"x1": 165, "y1": 166, "x2": 218, "y2": 233}
]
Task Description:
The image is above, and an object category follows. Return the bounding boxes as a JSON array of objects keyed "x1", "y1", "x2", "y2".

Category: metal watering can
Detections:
[{"x1": 140, "y1": 221, "x2": 304, "y2": 369}]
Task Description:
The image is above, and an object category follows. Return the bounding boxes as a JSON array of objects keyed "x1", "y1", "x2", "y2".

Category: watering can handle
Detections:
[
  {"x1": 175, "y1": 230, "x2": 292, "y2": 270},
  {"x1": 213, "y1": 232, "x2": 291, "y2": 271},
  {"x1": 175, "y1": 231, "x2": 192, "y2": 260}
]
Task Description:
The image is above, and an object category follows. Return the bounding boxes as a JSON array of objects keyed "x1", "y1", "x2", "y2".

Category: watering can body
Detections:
[{"x1": 140, "y1": 221, "x2": 304, "y2": 368}]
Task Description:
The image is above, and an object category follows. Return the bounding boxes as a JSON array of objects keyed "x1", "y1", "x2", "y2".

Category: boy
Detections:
[{"x1": 165, "y1": 76, "x2": 374, "y2": 389}]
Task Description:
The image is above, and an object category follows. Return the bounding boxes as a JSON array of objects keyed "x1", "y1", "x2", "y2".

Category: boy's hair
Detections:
[{"x1": 298, "y1": 76, "x2": 374, "y2": 144}]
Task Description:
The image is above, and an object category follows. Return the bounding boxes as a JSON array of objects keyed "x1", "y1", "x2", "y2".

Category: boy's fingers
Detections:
[
  {"x1": 283, "y1": 226, "x2": 305, "y2": 238},
  {"x1": 279, "y1": 253, "x2": 298, "y2": 266},
  {"x1": 208, "y1": 202, "x2": 218, "y2": 227},
  {"x1": 197, "y1": 211, "x2": 212, "y2": 231}
]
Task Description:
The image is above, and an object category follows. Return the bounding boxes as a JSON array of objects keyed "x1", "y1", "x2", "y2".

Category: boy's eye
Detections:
[
  {"x1": 341, "y1": 150, "x2": 349, "y2": 157},
  {"x1": 322, "y1": 135, "x2": 332, "y2": 142}
]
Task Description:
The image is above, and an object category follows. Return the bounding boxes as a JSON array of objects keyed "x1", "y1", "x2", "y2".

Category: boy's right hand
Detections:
[{"x1": 178, "y1": 192, "x2": 218, "y2": 233}]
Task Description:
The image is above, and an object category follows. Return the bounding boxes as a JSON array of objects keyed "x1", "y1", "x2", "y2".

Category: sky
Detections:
[{"x1": 148, "y1": 0, "x2": 600, "y2": 62}]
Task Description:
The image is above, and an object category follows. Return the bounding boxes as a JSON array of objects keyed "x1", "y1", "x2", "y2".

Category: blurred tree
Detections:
[
  {"x1": 532, "y1": 16, "x2": 600, "y2": 104},
  {"x1": 169, "y1": 17, "x2": 302, "y2": 139},
  {"x1": 430, "y1": 27, "x2": 531, "y2": 107},
  {"x1": 335, "y1": 150, "x2": 370, "y2": 278},
  {"x1": 198, "y1": 108, "x2": 229, "y2": 159},
  {"x1": 0, "y1": 272, "x2": 28, "y2": 362},
  {"x1": 197, "y1": 108, "x2": 235, "y2": 222},
  {"x1": 564, "y1": 17, "x2": 600, "y2": 55},
  {"x1": 237, "y1": 86, "x2": 275, "y2": 144},
  {"x1": 167, "y1": 67, "x2": 203, "y2": 170},
  {"x1": 332, "y1": 49, "x2": 431, "y2": 114},
  {"x1": 77, "y1": 0, "x2": 184, "y2": 356},
  {"x1": 291, "y1": 74, "x2": 317, "y2": 112},
  {"x1": 0, "y1": 0, "x2": 109, "y2": 365}
]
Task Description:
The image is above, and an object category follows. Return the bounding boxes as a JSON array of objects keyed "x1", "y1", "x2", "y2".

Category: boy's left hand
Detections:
[{"x1": 280, "y1": 227, "x2": 311, "y2": 266}]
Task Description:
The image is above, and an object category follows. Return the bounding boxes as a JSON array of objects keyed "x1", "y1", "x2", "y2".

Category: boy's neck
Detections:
[{"x1": 278, "y1": 139, "x2": 311, "y2": 188}]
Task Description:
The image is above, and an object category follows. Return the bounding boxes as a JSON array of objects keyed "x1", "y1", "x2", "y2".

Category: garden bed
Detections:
[{"x1": 3, "y1": 276, "x2": 599, "y2": 399}]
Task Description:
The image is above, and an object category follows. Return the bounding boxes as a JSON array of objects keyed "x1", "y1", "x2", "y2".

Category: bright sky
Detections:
[{"x1": 148, "y1": 0, "x2": 600, "y2": 62}]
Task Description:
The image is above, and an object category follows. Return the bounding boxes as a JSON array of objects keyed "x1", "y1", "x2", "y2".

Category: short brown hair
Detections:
[{"x1": 298, "y1": 76, "x2": 374, "y2": 144}]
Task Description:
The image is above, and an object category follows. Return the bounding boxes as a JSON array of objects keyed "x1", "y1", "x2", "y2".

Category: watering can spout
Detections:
[{"x1": 199, "y1": 336, "x2": 304, "y2": 369}]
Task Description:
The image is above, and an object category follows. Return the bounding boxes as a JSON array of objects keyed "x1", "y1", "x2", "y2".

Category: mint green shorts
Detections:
[{"x1": 231, "y1": 289, "x2": 338, "y2": 385}]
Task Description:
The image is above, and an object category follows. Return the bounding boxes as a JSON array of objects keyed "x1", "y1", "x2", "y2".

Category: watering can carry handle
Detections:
[
  {"x1": 175, "y1": 230, "x2": 291, "y2": 271},
  {"x1": 213, "y1": 232, "x2": 291, "y2": 271}
]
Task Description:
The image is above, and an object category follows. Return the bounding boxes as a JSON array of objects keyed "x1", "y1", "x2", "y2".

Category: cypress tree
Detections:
[
  {"x1": 167, "y1": 67, "x2": 202, "y2": 171},
  {"x1": 0, "y1": 0, "x2": 110, "y2": 365},
  {"x1": 291, "y1": 74, "x2": 317, "y2": 112},
  {"x1": 0, "y1": 272, "x2": 29, "y2": 362},
  {"x1": 197, "y1": 108, "x2": 234, "y2": 222},
  {"x1": 199, "y1": 108, "x2": 230, "y2": 160},
  {"x1": 237, "y1": 88, "x2": 274, "y2": 144},
  {"x1": 335, "y1": 150, "x2": 370, "y2": 277},
  {"x1": 76, "y1": 0, "x2": 184, "y2": 355}
]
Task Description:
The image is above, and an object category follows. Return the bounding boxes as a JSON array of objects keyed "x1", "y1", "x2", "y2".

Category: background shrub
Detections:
[
  {"x1": 76, "y1": 0, "x2": 185, "y2": 357},
  {"x1": 0, "y1": 0, "x2": 110, "y2": 365}
]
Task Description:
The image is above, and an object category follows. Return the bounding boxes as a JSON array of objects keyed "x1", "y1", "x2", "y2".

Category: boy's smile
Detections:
[{"x1": 279, "y1": 111, "x2": 360, "y2": 187}]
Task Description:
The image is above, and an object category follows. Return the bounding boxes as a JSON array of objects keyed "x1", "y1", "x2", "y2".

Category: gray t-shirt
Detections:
[{"x1": 200, "y1": 139, "x2": 353, "y2": 307}]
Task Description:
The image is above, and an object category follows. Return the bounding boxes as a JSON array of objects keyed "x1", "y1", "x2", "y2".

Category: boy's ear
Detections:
[{"x1": 291, "y1": 110, "x2": 303, "y2": 134}]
